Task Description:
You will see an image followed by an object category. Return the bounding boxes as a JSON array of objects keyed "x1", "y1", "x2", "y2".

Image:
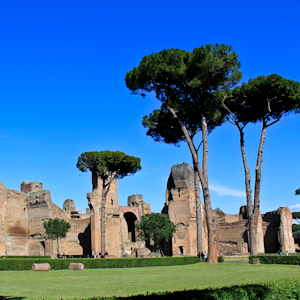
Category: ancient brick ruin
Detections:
[
  {"x1": 0, "y1": 180, "x2": 151, "y2": 257},
  {"x1": 0, "y1": 164, "x2": 295, "y2": 257},
  {"x1": 162, "y1": 163, "x2": 295, "y2": 256}
]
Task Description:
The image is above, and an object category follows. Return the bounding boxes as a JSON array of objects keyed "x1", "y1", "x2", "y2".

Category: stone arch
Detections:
[{"x1": 124, "y1": 212, "x2": 138, "y2": 242}]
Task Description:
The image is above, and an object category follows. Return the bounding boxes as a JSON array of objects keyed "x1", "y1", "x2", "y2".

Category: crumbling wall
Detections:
[
  {"x1": 164, "y1": 163, "x2": 207, "y2": 256},
  {"x1": 0, "y1": 181, "x2": 91, "y2": 257},
  {"x1": 88, "y1": 178, "x2": 122, "y2": 257},
  {"x1": 1, "y1": 184, "x2": 28, "y2": 256},
  {"x1": 218, "y1": 220, "x2": 248, "y2": 254},
  {"x1": 263, "y1": 207, "x2": 295, "y2": 253}
]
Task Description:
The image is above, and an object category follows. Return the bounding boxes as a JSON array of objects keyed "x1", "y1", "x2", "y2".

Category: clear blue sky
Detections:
[{"x1": 0, "y1": 0, "x2": 299, "y2": 214}]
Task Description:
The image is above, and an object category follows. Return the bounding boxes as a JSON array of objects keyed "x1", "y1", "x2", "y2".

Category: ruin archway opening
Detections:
[
  {"x1": 179, "y1": 246, "x2": 184, "y2": 255},
  {"x1": 124, "y1": 212, "x2": 138, "y2": 242},
  {"x1": 40, "y1": 241, "x2": 45, "y2": 256}
]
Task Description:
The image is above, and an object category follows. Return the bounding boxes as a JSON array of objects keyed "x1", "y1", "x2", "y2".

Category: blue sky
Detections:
[{"x1": 0, "y1": 0, "x2": 299, "y2": 214}]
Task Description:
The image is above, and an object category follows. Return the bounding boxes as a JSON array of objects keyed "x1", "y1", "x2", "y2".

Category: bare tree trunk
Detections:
[
  {"x1": 168, "y1": 106, "x2": 218, "y2": 263},
  {"x1": 251, "y1": 123, "x2": 267, "y2": 255},
  {"x1": 237, "y1": 126, "x2": 256, "y2": 255},
  {"x1": 193, "y1": 164, "x2": 202, "y2": 254},
  {"x1": 253, "y1": 124, "x2": 266, "y2": 215},
  {"x1": 100, "y1": 180, "x2": 110, "y2": 258},
  {"x1": 200, "y1": 114, "x2": 218, "y2": 263}
]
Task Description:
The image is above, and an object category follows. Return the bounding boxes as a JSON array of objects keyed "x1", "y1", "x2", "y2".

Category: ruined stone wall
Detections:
[
  {"x1": 262, "y1": 207, "x2": 295, "y2": 253},
  {"x1": 164, "y1": 163, "x2": 207, "y2": 256},
  {"x1": 164, "y1": 163, "x2": 295, "y2": 256},
  {"x1": 0, "y1": 181, "x2": 91, "y2": 257},
  {"x1": 218, "y1": 220, "x2": 248, "y2": 254},
  {"x1": 88, "y1": 178, "x2": 122, "y2": 257},
  {"x1": 0, "y1": 183, "x2": 29, "y2": 255}
]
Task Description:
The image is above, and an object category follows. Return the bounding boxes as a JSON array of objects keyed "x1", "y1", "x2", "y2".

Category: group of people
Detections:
[
  {"x1": 57, "y1": 253, "x2": 67, "y2": 258},
  {"x1": 198, "y1": 251, "x2": 208, "y2": 262},
  {"x1": 277, "y1": 250, "x2": 289, "y2": 256}
]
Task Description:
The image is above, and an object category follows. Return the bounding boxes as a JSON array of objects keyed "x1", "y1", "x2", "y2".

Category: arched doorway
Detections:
[{"x1": 124, "y1": 212, "x2": 138, "y2": 242}]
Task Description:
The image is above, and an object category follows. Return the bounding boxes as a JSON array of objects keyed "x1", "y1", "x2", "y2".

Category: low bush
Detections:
[
  {"x1": 0, "y1": 256, "x2": 200, "y2": 271},
  {"x1": 249, "y1": 255, "x2": 300, "y2": 265},
  {"x1": 82, "y1": 278, "x2": 300, "y2": 300},
  {"x1": 0, "y1": 255, "x2": 50, "y2": 259},
  {"x1": 218, "y1": 256, "x2": 224, "y2": 263}
]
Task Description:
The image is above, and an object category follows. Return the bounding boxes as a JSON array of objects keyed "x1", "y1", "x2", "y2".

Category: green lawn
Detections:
[{"x1": 0, "y1": 263, "x2": 299, "y2": 300}]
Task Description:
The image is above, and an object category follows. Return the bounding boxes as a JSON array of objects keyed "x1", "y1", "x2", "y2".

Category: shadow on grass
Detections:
[
  {"x1": 0, "y1": 297, "x2": 26, "y2": 300},
  {"x1": 87, "y1": 284, "x2": 273, "y2": 300}
]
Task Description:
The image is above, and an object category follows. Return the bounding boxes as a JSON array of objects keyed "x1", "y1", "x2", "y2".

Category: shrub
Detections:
[
  {"x1": 0, "y1": 256, "x2": 200, "y2": 271},
  {"x1": 0, "y1": 256, "x2": 50, "y2": 259},
  {"x1": 218, "y1": 256, "x2": 224, "y2": 263},
  {"x1": 249, "y1": 255, "x2": 300, "y2": 265}
]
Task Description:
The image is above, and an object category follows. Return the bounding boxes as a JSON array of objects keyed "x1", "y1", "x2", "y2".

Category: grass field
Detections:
[{"x1": 0, "y1": 263, "x2": 299, "y2": 300}]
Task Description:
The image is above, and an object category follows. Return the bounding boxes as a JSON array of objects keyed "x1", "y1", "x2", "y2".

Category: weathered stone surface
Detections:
[
  {"x1": 164, "y1": 163, "x2": 207, "y2": 256},
  {"x1": 21, "y1": 181, "x2": 43, "y2": 194},
  {"x1": 163, "y1": 163, "x2": 295, "y2": 256},
  {"x1": 32, "y1": 263, "x2": 50, "y2": 271},
  {"x1": 0, "y1": 167, "x2": 294, "y2": 258},
  {"x1": 87, "y1": 177, "x2": 151, "y2": 257},
  {"x1": 0, "y1": 181, "x2": 91, "y2": 257},
  {"x1": 69, "y1": 262, "x2": 84, "y2": 270}
]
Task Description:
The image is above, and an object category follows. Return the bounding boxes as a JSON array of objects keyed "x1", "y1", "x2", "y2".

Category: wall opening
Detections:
[
  {"x1": 40, "y1": 241, "x2": 45, "y2": 256},
  {"x1": 124, "y1": 212, "x2": 138, "y2": 242},
  {"x1": 179, "y1": 246, "x2": 184, "y2": 254}
]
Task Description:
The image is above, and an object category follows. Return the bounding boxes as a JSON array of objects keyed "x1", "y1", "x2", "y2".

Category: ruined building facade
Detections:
[
  {"x1": 0, "y1": 180, "x2": 151, "y2": 257},
  {"x1": 0, "y1": 163, "x2": 295, "y2": 257},
  {"x1": 162, "y1": 163, "x2": 295, "y2": 256}
]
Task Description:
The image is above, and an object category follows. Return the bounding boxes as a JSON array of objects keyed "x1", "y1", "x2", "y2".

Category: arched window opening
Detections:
[
  {"x1": 124, "y1": 212, "x2": 138, "y2": 242},
  {"x1": 179, "y1": 246, "x2": 184, "y2": 254}
]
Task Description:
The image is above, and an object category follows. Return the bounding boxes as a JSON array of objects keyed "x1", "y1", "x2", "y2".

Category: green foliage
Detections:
[
  {"x1": 292, "y1": 212, "x2": 300, "y2": 220},
  {"x1": 295, "y1": 188, "x2": 300, "y2": 195},
  {"x1": 226, "y1": 74, "x2": 300, "y2": 125},
  {"x1": 0, "y1": 256, "x2": 200, "y2": 270},
  {"x1": 43, "y1": 218, "x2": 71, "y2": 240},
  {"x1": 127, "y1": 45, "x2": 241, "y2": 147},
  {"x1": 136, "y1": 213, "x2": 175, "y2": 248},
  {"x1": 84, "y1": 278, "x2": 300, "y2": 300},
  {"x1": 77, "y1": 151, "x2": 141, "y2": 180},
  {"x1": 0, "y1": 256, "x2": 50, "y2": 259},
  {"x1": 218, "y1": 256, "x2": 224, "y2": 263},
  {"x1": 249, "y1": 255, "x2": 300, "y2": 265},
  {"x1": 292, "y1": 213, "x2": 300, "y2": 244}
]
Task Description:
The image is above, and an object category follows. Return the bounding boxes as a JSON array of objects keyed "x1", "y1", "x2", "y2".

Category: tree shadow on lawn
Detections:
[
  {"x1": 89, "y1": 284, "x2": 273, "y2": 300},
  {"x1": 0, "y1": 297, "x2": 26, "y2": 300}
]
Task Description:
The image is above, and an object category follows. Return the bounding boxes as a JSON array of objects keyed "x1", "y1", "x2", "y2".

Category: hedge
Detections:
[
  {"x1": 0, "y1": 256, "x2": 200, "y2": 271},
  {"x1": 0, "y1": 256, "x2": 50, "y2": 259},
  {"x1": 249, "y1": 255, "x2": 300, "y2": 265},
  {"x1": 81, "y1": 278, "x2": 300, "y2": 300}
]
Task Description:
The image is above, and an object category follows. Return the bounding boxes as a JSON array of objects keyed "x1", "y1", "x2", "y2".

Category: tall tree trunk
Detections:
[
  {"x1": 193, "y1": 164, "x2": 202, "y2": 254},
  {"x1": 253, "y1": 124, "x2": 266, "y2": 214},
  {"x1": 251, "y1": 123, "x2": 267, "y2": 255},
  {"x1": 168, "y1": 106, "x2": 218, "y2": 263},
  {"x1": 200, "y1": 114, "x2": 218, "y2": 263},
  {"x1": 100, "y1": 180, "x2": 111, "y2": 258},
  {"x1": 57, "y1": 238, "x2": 59, "y2": 255},
  {"x1": 237, "y1": 126, "x2": 256, "y2": 255}
]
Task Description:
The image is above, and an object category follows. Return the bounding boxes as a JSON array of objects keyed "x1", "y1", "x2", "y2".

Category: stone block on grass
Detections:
[
  {"x1": 32, "y1": 263, "x2": 51, "y2": 271},
  {"x1": 69, "y1": 262, "x2": 84, "y2": 270}
]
